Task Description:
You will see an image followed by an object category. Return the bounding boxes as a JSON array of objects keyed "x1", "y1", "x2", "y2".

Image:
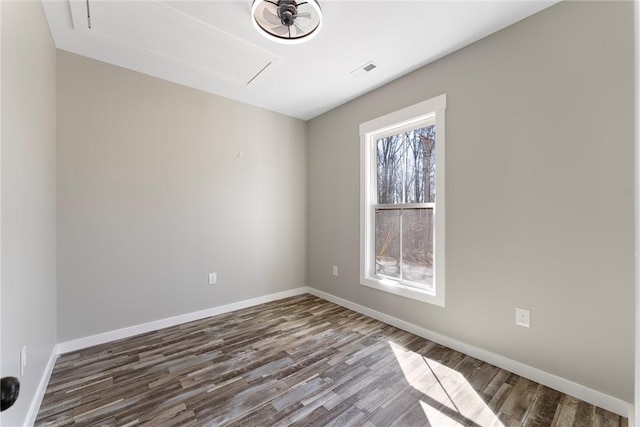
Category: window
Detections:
[{"x1": 359, "y1": 94, "x2": 446, "y2": 306}]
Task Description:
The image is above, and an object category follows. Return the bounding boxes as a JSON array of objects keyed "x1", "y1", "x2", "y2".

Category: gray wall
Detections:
[
  {"x1": 56, "y1": 52, "x2": 307, "y2": 342},
  {"x1": 1, "y1": 1, "x2": 58, "y2": 425},
  {"x1": 307, "y1": 1, "x2": 635, "y2": 402}
]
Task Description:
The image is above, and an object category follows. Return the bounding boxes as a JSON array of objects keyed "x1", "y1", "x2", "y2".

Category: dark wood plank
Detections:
[
  {"x1": 524, "y1": 386, "x2": 563, "y2": 427},
  {"x1": 35, "y1": 294, "x2": 627, "y2": 427}
]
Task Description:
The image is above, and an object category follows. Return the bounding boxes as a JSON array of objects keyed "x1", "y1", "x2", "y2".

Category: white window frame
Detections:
[{"x1": 359, "y1": 94, "x2": 446, "y2": 306}]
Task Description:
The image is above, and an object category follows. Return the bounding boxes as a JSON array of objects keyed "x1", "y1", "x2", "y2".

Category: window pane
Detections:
[
  {"x1": 376, "y1": 135, "x2": 403, "y2": 204},
  {"x1": 375, "y1": 209, "x2": 401, "y2": 279},
  {"x1": 402, "y1": 208, "x2": 434, "y2": 287},
  {"x1": 377, "y1": 125, "x2": 436, "y2": 204}
]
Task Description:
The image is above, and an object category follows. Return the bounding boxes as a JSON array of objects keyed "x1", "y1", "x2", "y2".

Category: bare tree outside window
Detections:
[{"x1": 374, "y1": 125, "x2": 435, "y2": 288}]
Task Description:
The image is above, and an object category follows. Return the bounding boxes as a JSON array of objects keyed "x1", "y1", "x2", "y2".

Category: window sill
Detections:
[{"x1": 360, "y1": 277, "x2": 445, "y2": 307}]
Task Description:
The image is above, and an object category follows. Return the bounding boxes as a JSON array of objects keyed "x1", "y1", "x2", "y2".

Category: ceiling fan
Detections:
[{"x1": 251, "y1": 0, "x2": 322, "y2": 44}]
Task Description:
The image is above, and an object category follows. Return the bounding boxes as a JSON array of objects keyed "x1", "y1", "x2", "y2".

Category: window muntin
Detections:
[{"x1": 360, "y1": 94, "x2": 445, "y2": 306}]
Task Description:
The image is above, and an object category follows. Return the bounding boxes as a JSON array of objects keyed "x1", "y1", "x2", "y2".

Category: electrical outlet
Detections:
[
  {"x1": 332, "y1": 266, "x2": 338, "y2": 277},
  {"x1": 515, "y1": 308, "x2": 531, "y2": 328},
  {"x1": 208, "y1": 273, "x2": 217, "y2": 285},
  {"x1": 20, "y1": 345, "x2": 27, "y2": 376}
]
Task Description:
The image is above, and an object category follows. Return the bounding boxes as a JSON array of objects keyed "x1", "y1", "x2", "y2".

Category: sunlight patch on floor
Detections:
[{"x1": 390, "y1": 341, "x2": 504, "y2": 427}]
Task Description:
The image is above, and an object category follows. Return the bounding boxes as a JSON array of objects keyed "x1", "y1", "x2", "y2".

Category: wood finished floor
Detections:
[{"x1": 36, "y1": 294, "x2": 627, "y2": 427}]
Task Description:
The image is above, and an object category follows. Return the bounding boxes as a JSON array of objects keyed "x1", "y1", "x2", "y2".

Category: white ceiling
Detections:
[{"x1": 42, "y1": 0, "x2": 558, "y2": 120}]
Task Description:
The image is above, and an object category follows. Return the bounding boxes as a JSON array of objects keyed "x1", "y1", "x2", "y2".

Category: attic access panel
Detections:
[{"x1": 69, "y1": 0, "x2": 277, "y2": 86}]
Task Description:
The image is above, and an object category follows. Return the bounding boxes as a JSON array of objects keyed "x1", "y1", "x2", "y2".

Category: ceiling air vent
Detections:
[{"x1": 351, "y1": 61, "x2": 377, "y2": 78}]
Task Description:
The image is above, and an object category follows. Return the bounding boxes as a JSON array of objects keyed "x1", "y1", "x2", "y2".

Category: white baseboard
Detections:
[
  {"x1": 57, "y1": 287, "x2": 309, "y2": 354},
  {"x1": 24, "y1": 345, "x2": 59, "y2": 427},
  {"x1": 306, "y1": 287, "x2": 633, "y2": 419}
]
